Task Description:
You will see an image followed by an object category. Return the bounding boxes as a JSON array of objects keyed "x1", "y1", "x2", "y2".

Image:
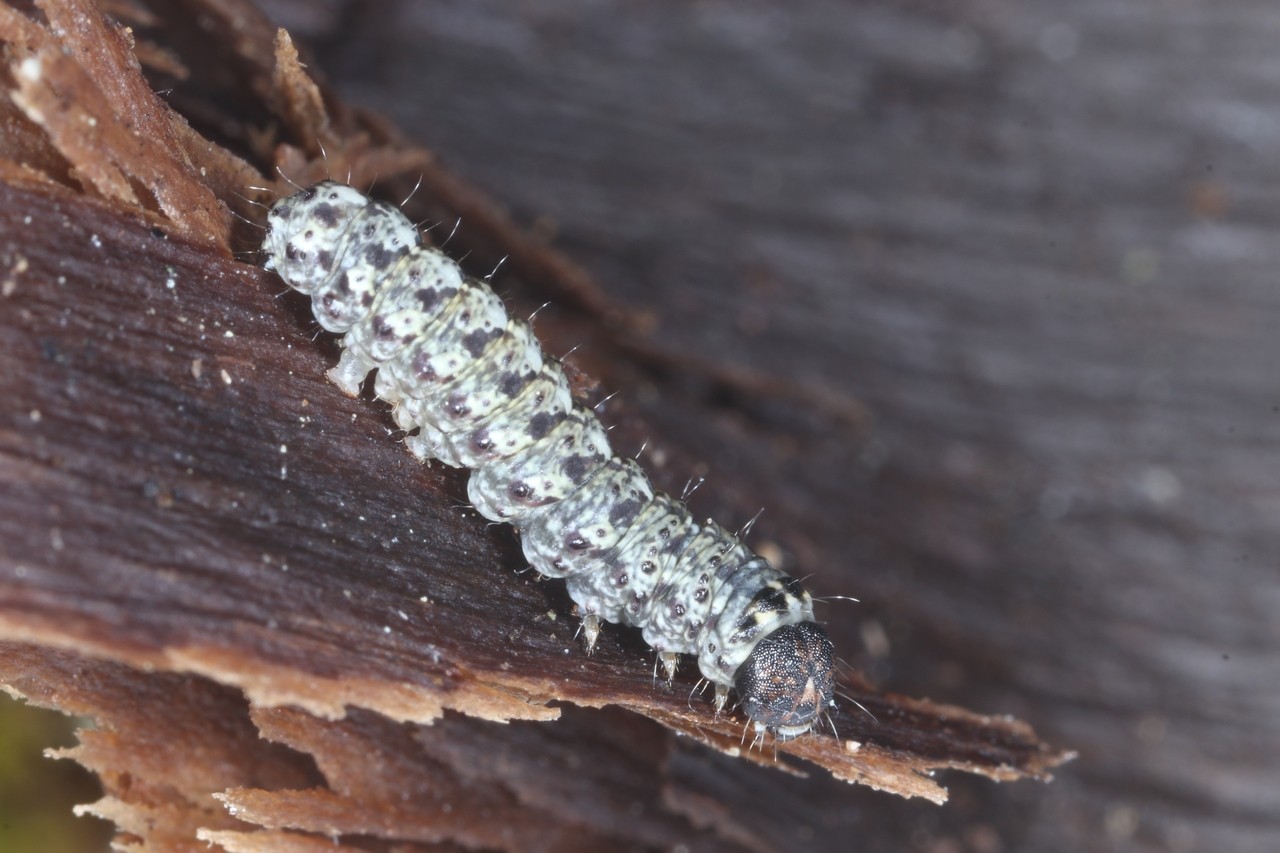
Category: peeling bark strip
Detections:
[{"x1": 263, "y1": 181, "x2": 838, "y2": 739}]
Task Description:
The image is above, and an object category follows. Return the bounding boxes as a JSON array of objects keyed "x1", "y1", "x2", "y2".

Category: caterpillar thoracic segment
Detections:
[{"x1": 262, "y1": 181, "x2": 836, "y2": 737}]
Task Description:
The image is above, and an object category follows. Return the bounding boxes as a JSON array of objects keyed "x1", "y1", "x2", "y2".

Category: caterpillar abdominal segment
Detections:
[{"x1": 262, "y1": 181, "x2": 837, "y2": 737}]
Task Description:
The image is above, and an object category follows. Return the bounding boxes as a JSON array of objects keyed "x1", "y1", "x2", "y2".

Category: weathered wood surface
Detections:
[
  {"x1": 261, "y1": 2, "x2": 1279, "y2": 851},
  {"x1": 0, "y1": 1, "x2": 1070, "y2": 851}
]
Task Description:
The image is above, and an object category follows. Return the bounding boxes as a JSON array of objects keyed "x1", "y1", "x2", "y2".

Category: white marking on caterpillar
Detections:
[{"x1": 262, "y1": 182, "x2": 836, "y2": 738}]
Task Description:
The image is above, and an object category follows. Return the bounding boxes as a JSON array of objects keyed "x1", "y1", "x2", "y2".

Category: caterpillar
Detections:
[{"x1": 261, "y1": 181, "x2": 836, "y2": 738}]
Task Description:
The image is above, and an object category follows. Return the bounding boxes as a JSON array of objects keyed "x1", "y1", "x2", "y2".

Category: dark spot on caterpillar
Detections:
[
  {"x1": 410, "y1": 352, "x2": 438, "y2": 381},
  {"x1": 416, "y1": 287, "x2": 443, "y2": 310},
  {"x1": 446, "y1": 390, "x2": 471, "y2": 416},
  {"x1": 364, "y1": 242, "x2": 397, "y2": 270},
  {"x1": 560, "y1": 454, "x2": 594, "y2": 484},
  {"x1": 527, "y1": 411, "x2": 557, "y2": 440},
  {"x1": 608, "y1": 498, "x2": 642, "y2": 526},
  {"x1": 730, "y1": 615, "x2": 763, "y2": 645},
  {"x1": 310, "y1": 201, "x2": 338, "y2": 227},
  {"x1": 463, "y1": 327, "x2": 501, "y2": 358},
  {"x1": 746, "y1": 579, "x2": 795, "y2": 615},
  {"x1": 499, "y1": 372, "x2": 524, "y2": 397}
]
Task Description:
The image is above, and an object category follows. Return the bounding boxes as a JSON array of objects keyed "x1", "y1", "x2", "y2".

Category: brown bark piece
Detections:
[
  {"x1": 0, "y1": 0, "x2": 231, "y2": 248},
  {"x1": 199, "y1": 828, "x2": 463, "y2": 853},
  {"x1": 0, "y1": 1, "x2": 1070, "y2": 849},
  {"x1": 0, "y1": 643, "x2": 322, "y2": 851},
  {"x1": 269, "y1": 29, "x2": 330, "y2": 152}
]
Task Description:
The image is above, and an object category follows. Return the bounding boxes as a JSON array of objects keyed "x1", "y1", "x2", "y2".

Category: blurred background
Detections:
[{"x1": 0, "y1": 693, "x2": 111, "y2": 852}]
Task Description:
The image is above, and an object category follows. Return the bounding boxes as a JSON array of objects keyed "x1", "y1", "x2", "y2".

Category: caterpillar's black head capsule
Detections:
[{"x1": 735, "y1": 621, "x2": 835, "y2": 738}]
